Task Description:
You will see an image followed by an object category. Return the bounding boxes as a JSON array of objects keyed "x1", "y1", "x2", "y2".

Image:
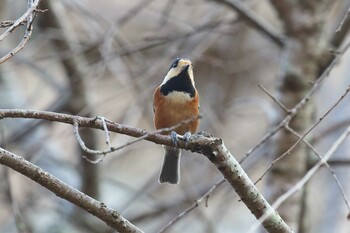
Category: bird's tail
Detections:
[{"x1": 159, "y1": 146, "x2": 181, "y2": 184}]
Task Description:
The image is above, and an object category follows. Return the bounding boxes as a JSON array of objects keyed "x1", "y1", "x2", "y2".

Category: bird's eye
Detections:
[{"x1": 170, "y1": 58, "x2": 180, "y2": 69}]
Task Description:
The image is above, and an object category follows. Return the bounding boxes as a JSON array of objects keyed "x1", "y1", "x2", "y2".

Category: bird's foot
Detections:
[
  {"x1": 183, "y1": 132, "x2": 192, "y2": 148},
  {"x1": 170, "y1": 131, "x2": 192, "y2": 148},
  {"x1": 170, "y1": 131, "x2": 178, "y2": 147}
]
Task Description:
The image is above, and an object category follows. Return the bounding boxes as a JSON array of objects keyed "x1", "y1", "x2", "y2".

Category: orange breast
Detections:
[{"x1": 153, "y1": 87, "x2": 199, "y2": 135}]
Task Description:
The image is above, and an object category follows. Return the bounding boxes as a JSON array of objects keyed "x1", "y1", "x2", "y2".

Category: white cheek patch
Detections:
[
  {"x1": 164, "y1": 91, "x2": 193, "y2": 103},
  {"x1": 162, "y1": 69, "x2": 177, "y2": 85}
]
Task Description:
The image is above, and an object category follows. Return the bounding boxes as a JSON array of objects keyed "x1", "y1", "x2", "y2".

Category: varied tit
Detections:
[{"x1": 153, "y1": 58, "x2": 200, "y2": 184}]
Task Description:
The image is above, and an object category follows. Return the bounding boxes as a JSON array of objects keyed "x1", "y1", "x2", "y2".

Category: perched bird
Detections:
[{"x1": 153, "y1": 58, "x2": 200, "y2": 184}]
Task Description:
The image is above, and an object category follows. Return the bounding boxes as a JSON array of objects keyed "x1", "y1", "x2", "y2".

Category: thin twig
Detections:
[
  {"x1": 285, "y1": 126, "x2": 350, "y2": 216},
  {"x1": 247, "y1": 125, "x2": 350, "y2": 233},
  {"x1": 258, "y1": 84, "x2": 289, "y2": 113},
  {"x1": 211, "y1": 0, "x2": 285, "y2": 47},
  {"x1": 275, "y1": 127, "x2": 350, "y2": 208},
  {"x1": 0, "y1": 0, "x2": 43, "y2": 64},
  {"x1": 157, "y1": 178, "x2": 226, "y2": 233},
  {"x1": 73, "y1": 120, "x2": 100, "y2": 154},
  {"x1": 0, "y1": 20, "x2": 27, "y2": 28},
  {"x1": 251, "y1": 53, "x2": 347, "y2": 182},
  {"x1": 73, "y1": 120, "x2": 106, "y2": 164},
  {"x1": 107, "y1": 115, "x2": 201, "y2": 151},
  {"x1": 256, "y1": 86, "x2": 350, "y2": 184},
  {"x1": 336, "y1": 6, "x2": 350, "y2": 33},
  {"x1": 72, "y1": 115, "x2": 201, "y2": 164},
  {"x1": 0, "y1": 0, "x2": 39, "y2": 41},
  {"x1": 96, "y1": 116, "x2": 112, "y2": 148},
  {"x1": 242, "y1": 46, "x2": 343, "y2": 163},
  {"x1": 241, "y1": 116, "x2": 290, "y2": 164}
]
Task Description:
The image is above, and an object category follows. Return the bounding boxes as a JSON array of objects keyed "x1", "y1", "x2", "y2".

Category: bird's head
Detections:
[{"x1": 161, "y1": 58, "x2": 195, "y2": 87}]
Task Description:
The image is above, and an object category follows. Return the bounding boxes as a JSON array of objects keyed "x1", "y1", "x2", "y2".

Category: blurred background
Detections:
[{"x1": 1, "y1": 0, "x2": 350, "y2": 232}]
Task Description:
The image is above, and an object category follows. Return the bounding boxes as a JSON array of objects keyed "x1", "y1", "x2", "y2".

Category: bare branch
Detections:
[
  {"x1": 258, "y1": 84, "x2": 289, "y2": 113},
  {"x1": 0, "y1": 20, "x2": 27, "y2": 28},
  {"x1": 197, "y1": 133, "x2": 292, "y2": 232},
  {"x1": 242, "y1": 46, "x2": 342, "y2": 163},
  {"x1": 257, "y1": 85, "x2": 350, "y2": 184},
  {"x1": 158, "y1": 178, "x2": 226, "y2": 233},
  {"x1": 247, "y1": 125, "x2": 350, "y2": 232},
  {"x1": 275, "y1": 126, "x2": 350, "y2": 215},
  {"x1": 0, "y1": 0, "x2": 39, "y2": 41},
  {"x1": 0, "y1": 0, "x2": 44, "y2": 64},
  {"x1": 73, "y1": 115, "x2": 201, "y2": 163},
  {"x1": 72, "y1": 120, "x2": 107, "y2": 164},
  {"x1": 336, "y1": 6, "x2": 350, "y2": 33},
  {"x1": 241, "y1": 116, "x2": 290, "y2": 164},
  {"x1": 0, "y1": 109, "x2": 293, "y2": 232},
  {"x1": 285, "y1": 126, "x2": 350, "y2": 216},
  {"x1": 275, "y1": 86, "x2": 350, "y2": 165},
  {"x1": 0, "y1": 148, "x2": 144, "y2": 233},
  {"x1": 99, "y1": 116, "x2": 112, "y2": 148},
  {"x1": 211, "y1": 0, "x2": 285, "y2": 47}
]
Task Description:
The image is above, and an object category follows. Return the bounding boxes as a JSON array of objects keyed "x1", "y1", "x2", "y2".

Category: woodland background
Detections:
[{"x1": 1, "y1": 0, "x2": 350, "y2": 232}]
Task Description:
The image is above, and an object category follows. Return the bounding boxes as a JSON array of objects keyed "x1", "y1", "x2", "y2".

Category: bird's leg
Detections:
[{"x1": 170, "y1": 131, "x2": 178, "y2": 147}]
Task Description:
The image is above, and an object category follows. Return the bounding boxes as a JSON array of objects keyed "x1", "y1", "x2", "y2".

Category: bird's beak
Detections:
[{"x1": 183, "y1": 64, "x2": 190, "y2": 71}]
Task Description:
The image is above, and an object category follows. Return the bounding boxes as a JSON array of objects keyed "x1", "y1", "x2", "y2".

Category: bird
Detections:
[{"x1": 153, "y1": 58, "x2": 200, "y2": 184}]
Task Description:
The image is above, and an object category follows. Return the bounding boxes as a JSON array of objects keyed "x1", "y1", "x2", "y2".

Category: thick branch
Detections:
[
  {"x1": 190, "y1": 133, "x2": 292, "y2": 233},
  {"x1": 0, "y1": 148, "x2": 143, "y2": 233},
  {"x1": 0, "y1": 109, "x2": 292, "y2": 232}
]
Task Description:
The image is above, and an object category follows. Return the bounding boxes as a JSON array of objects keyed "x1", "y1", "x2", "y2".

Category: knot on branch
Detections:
[{"x1": 188, "y1": 131, "x2": 223, "y2": 161}]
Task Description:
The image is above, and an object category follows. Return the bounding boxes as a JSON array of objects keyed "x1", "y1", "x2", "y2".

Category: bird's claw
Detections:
[
  {"x1": 170, "y1": 131, "x2": 192, "y2": 148},
  {"x1": 170, "y1": 131, "x2": 178, "y2": 147},
  {"x1": 183, "y1": 132, "x2": 192, "y2": 148}
]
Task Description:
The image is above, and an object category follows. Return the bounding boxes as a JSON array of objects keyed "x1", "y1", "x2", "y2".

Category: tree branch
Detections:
[
  {"x1": 0, "y1": 0, "x2": 44, "y2": 64},
  {"x1": 211, "y1": 0, "x2": 285, "y2": 47},
  {"x1": 0, "y1": 109, "x2": 293, "y2": 232},
  {"x1": 158, "y1": 178, "x2": 226, "y2": 233},
  {"x1": 0, "y1": 148, "x2": 144, "y2": 233},
  {"x1": 0, "y1": 20, "x2": 27, "y2": 28}
]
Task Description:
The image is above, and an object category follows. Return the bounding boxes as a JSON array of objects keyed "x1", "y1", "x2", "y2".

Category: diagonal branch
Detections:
[
  {"x1": 0, "y1": 0, "x2": 44, "y2": 64},
  {"x1": 0, "y1": 0, "x2": 41, "y2": 41},
  {"x1": 272, "y1": 126, "x2": 350, "y2": 214},
  {"x1": 0, "y1": 148, "x2": 144, "y2": 233},
  {"x1": 249, "y1": 125, "x2": 350, "y2": 232},
  {"x1": 0, "y1": 20, "x2": 28, "y2": 28},
  {"x1": 336, "y1": 6, "x2": 350, "y2": 33},
  {"x1": 211, "y1": 0, "x2": 285, "y2": 47},
  {"x1": 158, "y1": 178, "x2": 226, "y2": 233}
]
